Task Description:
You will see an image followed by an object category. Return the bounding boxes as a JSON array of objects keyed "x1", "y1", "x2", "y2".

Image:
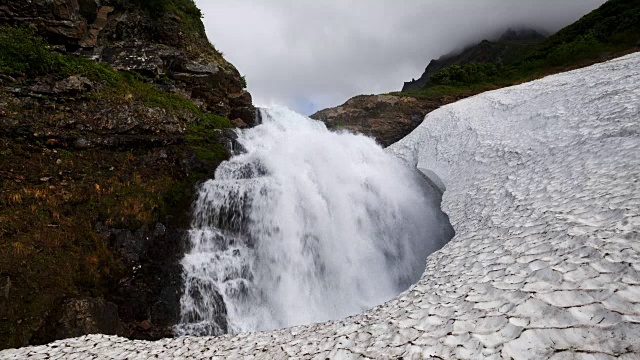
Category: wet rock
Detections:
[
  {"x1": 154, "y1": 223, "x2": 166, "y2": 237},
  {"x1": 93, "y1": 221, "x2": 187, "y2": 340},
  {"x1": 28, "y1": 83, "x2": 55, "y2": 95},
  {"x1": 36, "y1": 298, "x2": 122, "y2": 343},
  {"x1": 110, "y1": 229, "x2": 145, "y2": 263},
  {"x1": 78, "y1": 0, "x2": 100, "y2": 22},
  {"x1": 51, "y1": 0, "x2": 81, "y2": 21},
  {"x1": 139, "y1": 320, "x2": 152, "y2": 331},
  {"x1": 104, "y1": 45, "x2": 172, "y2": 77},
  {"x1": 53, "y1": 75, "x2": 93, "y2": 95},
  {"x1": 180, "y1": 61, "x2": 219, "y2": 75},
  {"x1": 74, "y1": 138, "x2": 91, "y2": 149},
  {"x1": 231, "y1": 118, "x2": 248, "y2": 128},
  {"x1": 0, "y1": 74, "x2": 17, "y2": 84}
]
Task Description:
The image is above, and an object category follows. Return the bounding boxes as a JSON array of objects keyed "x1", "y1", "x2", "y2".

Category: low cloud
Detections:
[{"x1": 196, "y1": 0, "x2": 606, "y2": 114}]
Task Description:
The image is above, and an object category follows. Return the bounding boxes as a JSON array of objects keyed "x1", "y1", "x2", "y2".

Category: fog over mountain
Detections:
[{"x1": 196, "y1": 0, "x2": 607, "y2": 114}]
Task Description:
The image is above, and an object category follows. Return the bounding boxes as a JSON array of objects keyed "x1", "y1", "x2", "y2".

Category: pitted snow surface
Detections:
[{"x1": 2, "y1": 53, "x2": 640, "y2": 359}]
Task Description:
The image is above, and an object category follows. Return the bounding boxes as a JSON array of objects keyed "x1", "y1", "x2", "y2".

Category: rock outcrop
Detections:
[
  {"x1": 0, "y1": 0, "x2": 253, "y2": 350},
  {"x1": 0, "y1": 0, "x2": 254, "y2": 125},
  {"x1": 31, "y1": 298, "x2": 122, "y2": 343},
  {"x1": 310, "y1": 92, "x2": 480, "y2": 147}
]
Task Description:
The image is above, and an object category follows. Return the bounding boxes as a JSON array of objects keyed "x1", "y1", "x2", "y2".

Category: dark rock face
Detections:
[
  {"x1": 32, "y1": 298, "x2": 122, "y2": 343},
  {"x1": 402, "y1": 28, "x2": 546, "y2": 92},
  {"x1": 0, "y1": 0, "x2": 253, "y2": 350},
  {"x1": 103, "y1": 221, "x2": 187, "y2": 340}
]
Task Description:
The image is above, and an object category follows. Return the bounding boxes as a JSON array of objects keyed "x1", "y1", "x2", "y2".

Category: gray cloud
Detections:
[{"x1": 196, "y1": 0, "x2": 606, "y2": 114}]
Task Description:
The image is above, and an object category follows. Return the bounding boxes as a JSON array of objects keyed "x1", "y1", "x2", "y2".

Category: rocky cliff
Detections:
[{"x1": 0, "y1": 0, "x2": 254, "y2": 349}]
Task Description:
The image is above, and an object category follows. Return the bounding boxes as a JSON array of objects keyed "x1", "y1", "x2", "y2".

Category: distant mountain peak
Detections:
[{"x1": 402, "y1": 27, "x2": 547, "y2": 92}]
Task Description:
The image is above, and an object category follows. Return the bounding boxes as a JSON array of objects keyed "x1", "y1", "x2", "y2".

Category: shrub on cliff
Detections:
[
  {"x1": 0, "y1": 27, "x2": 58, "y2": 77},
  {"x1": 128, "y1": 0, "x2": 205, "y2": 35},
  {"x1": 531, "y1": 0, "x2": 640, "y2": 64},
  {"x1": 545, "y1": 33, "x2": 602, "y2": 66}
]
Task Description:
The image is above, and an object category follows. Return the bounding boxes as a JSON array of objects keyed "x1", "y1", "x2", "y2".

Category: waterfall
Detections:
[{"x1": 176, "y1": 106, "x2": 453, "y2": 336}]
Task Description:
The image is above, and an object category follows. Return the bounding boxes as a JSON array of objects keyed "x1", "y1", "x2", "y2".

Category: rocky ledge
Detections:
[
  {"x1": 3, "y1": 51, "x2": 638, "y2": 360},
  {"x1": 310, "y1": 92, "x2": 477, "y2": 147}
]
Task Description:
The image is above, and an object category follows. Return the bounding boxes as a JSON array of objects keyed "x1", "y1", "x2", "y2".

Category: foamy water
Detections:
[{"x1": 177, "y1": 106, "x2": 452, "y2": 335}]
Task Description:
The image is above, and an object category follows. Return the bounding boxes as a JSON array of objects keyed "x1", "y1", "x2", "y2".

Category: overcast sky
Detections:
[{"x1": 196, "y1": 0, "x2": 606, "y2": 115}]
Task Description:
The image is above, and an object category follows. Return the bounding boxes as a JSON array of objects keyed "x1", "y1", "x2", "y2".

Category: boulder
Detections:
[{"x1": 53, "y1": 75, "x2": 93, "y2": 95}]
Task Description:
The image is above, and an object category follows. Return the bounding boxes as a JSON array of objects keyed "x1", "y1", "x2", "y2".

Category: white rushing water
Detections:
[{"x1": 176, "y1": 106, "x2": 452, "y2": 336}]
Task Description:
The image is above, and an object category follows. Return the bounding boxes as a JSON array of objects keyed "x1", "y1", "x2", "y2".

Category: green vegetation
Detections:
[
  {"x1": 129, "y1": 0, "x2": 205, "y2": 36},
  {"x1": 0, "y1": 58, "x2": 233, "y2": 337},
  {"x1": 0, "y1": 21, "x2": 233, "y2": 233},
  {"x1": 0, "y1": 22, "x2": 233, "y2": 167},
  {"x1": 430, "y1": 63, "x2": 505, "y2": 86},
  {"x1": 186, "y1": 113, "x2": 232, "y2": 164},
  {"x1": 0, "y1": 26, "x2": 55, "y2": 76},
  {"x1": 529, "y1": 0, "x2": 640, "y2": 64},
  {"x1": 0, "y1": 26, "x2": 117, "y2": 82},
  {"x1": 0, "y1": 144, "x2": 203, "y2": 347},
  {"x1": 113, "y1": 71, "x2": 232, "y2": 130},
  {"x1": 401, "y1": 0, "x2": 640, "y2": 98}
]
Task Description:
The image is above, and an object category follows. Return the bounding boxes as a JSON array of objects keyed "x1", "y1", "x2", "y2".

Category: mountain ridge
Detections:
[{"x1": 402, "y1": 28, "x2": 546, "y2": 92}]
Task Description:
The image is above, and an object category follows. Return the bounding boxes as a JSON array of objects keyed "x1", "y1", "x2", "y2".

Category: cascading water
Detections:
[{"x1": 176, "y1": 106, "x2": 453, "y2": 336}]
